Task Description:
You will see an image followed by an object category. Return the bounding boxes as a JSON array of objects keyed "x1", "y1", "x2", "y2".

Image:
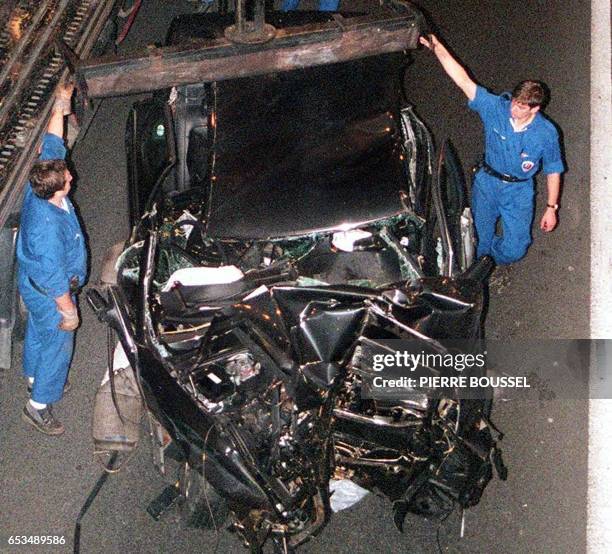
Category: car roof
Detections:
[{"x1": 168, "y1": 13, "x2": 410, "y2": 240}]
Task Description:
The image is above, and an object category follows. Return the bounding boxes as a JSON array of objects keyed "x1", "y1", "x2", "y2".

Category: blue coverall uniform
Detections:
[
  {"x1": 282, "y1": 0, "x2": 338, "y2": 11},
  {"x1": 468, "y1": 85, "x2": 564, "y2": 264},
  {"x1": 16, "y1": 133, "x2": 87, "y2": 405}
]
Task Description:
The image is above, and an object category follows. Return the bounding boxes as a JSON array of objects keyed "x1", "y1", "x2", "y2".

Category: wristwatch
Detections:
[{"x1": 546, "y1": 203, "x2": 559, "y2": 211}]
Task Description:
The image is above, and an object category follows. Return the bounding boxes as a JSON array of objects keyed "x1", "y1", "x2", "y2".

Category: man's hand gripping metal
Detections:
[{"x1": 53, "y1": 80, "x2": 75, "y2": 116}]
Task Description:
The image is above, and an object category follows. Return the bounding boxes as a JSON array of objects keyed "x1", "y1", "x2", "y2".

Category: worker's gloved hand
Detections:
[
  {"x1": 58, "y1": 308, "x2": 80, "y2": 331},
  {"x1": 53, "y1": 80, "x2": 75, "y2": 116}
]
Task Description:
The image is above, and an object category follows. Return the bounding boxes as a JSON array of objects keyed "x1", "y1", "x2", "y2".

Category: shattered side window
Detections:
[
  {"x1": 154, "y1": 240, "x2": 197, "y2": 287},
  {"x1": 117, "y1": 238, "x2": 196, "y2": 288},
  {"x1": 400, "y1": 106, "x2": 433, "y2": 219},
  {"x1": 117, "y1": 242, "x2": 144, "y2": 285}
]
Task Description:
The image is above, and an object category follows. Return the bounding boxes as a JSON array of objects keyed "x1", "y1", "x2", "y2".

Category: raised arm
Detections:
[
  {"x1": 47, "y1": 81, "x2": 80, "y2": 329},
  {"x1": 46, "y1": 81, "x2": 74, "y2": 139},
  {"x1": 419, "y1": 35, "x2": 477, "y2": 101}
]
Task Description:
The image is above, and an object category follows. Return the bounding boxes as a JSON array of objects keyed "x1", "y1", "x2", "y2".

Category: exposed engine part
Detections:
[{"x1": 224, "y1": 352, "x2": 261, "y2": 385}]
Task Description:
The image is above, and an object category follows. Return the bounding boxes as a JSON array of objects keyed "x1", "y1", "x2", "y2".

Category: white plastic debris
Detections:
[
  {"x1": 177, "y1": 210, "x2": 197, "y2": 240},
  {"x1": 162, "y1": 265, "x2": 244, "y2": 291},
  {"x1": 329, "y1": 479, "x2": 369, "y2": 512},
  {"x1": 332, "y1": 229, "x2": 372, "y2": 252},
  {"x1": 244, "y1": 285, "x2": 269, "y2": 300}
]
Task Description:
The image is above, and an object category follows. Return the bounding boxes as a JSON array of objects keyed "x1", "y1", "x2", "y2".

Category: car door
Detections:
[
  {"x1": 422, "y1": 139, "x2": 474, "y2": 277},
  {"x1": 125, "y1": 97, "x2": 175, "y2": 228}
]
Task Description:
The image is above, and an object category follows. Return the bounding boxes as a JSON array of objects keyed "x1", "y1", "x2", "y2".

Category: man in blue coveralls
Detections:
[
  {"x1": 420, "y1": 34, "x2": 564, "y2": 265},
  {"x1": 17, "y1": 82, "x2": 87, "y2": 435},
  {"x1": 282, "y1": 0, "x2": 339, "y2": 12}
]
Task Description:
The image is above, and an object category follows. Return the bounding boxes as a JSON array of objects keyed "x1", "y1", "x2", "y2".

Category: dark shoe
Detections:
[
  {"x1": 27, "y1": 380, "x2": 71, "y2": 396},
  {"x1": 21, "y1": 403, "x2": 65, "y2": 436}
]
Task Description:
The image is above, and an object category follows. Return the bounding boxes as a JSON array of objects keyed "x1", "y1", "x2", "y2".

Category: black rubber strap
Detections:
[{"x1": 73, "y1": 452, "x2": 118, "y2": 554}]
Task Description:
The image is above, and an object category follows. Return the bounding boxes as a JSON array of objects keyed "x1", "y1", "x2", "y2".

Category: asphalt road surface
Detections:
[{"x1": 0, "y1": 2, "x2": 590, "y2": 553}]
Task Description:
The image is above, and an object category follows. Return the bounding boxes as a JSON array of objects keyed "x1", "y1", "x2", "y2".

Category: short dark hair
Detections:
[
  {"x1": 29, "y1": 159, "x2": 67, "y2": 199},
  {"x1": 511, "y1": 80, "x2": 548, "y2": 108}
]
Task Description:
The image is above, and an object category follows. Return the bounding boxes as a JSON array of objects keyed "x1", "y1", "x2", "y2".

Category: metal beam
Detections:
[{"x1": 77, "y1": 12, "x2": 422, "y2": 98}]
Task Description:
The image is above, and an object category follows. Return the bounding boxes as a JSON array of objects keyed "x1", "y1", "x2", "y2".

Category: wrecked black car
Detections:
[{"x1": 87, "y1": 8, "x2": 503, "y2": 552}]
